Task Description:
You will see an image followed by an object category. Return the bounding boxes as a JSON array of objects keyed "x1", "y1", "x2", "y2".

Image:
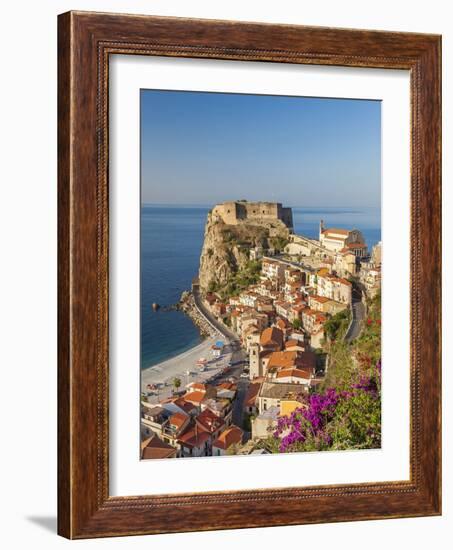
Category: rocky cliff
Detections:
[{"x1": 198, "y1": 206, "x2": 292, "y2": 295}]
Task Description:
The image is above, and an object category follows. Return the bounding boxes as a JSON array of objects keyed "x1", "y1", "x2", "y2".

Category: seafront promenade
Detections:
[
  {"x1": 141, "y1": 337, "x2": 235, "y2": 403},
  {"x1": 141, "y1": 282, "x2": 240, "y2": 404}
]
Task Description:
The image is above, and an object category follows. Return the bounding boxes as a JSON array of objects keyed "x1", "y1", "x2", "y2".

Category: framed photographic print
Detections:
[{"x1": 58, "y1": 11, "x2": 441, "y2": 538}]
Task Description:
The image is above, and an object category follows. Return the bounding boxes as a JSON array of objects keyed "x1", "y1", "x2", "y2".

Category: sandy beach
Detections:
[{"x1": 141, "y1": 336, "x2": 233, "y2": 402}]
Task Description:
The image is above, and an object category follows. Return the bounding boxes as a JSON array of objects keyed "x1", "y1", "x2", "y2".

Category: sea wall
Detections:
[{"x1": 179, "y1": 291, "x2": 218, "y2": 338}]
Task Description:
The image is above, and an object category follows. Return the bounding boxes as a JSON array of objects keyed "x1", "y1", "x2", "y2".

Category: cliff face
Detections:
[{"x1": 198, "y1": 207, "x2": 291, "y2": 294}]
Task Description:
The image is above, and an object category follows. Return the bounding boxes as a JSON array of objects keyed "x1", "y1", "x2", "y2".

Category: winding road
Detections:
[
  {"x1": 193, "y1": 287, "x2": 238, "y2": 341},
  {"x1": 345, "y1": 288, "x2": 365, "y2": 342}
]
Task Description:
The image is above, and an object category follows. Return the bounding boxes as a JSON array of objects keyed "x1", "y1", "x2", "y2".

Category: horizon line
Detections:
[{"x1": 142, "y1": 202, "x2": 381, "y2": 210}]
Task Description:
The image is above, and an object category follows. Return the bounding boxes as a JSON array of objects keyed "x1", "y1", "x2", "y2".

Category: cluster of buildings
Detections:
[
  {"x1": 199, "y1": 224, "x2": 382, "y2": 445},
  {"x1": 206, "y1": 254, "x2": 352, "y2": 367},
  {"x1": 141, "y1": 380, "x2": 244, "y2": 459},
  {"x1": 141, "y1": 217, "x2": 382, "y2": 459},
  {"x1": 200, "y1": 250, "x2": 355, "y2": 443}
]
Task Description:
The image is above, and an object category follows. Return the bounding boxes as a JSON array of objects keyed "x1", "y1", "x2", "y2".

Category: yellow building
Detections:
[{"x1": 280, "y1": 397, "x2": 306, "y2": 417}]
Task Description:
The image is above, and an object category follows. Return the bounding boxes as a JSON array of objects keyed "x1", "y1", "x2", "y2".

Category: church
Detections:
[{"x1": 319, "y1": 220, "x2": 368, "y2": 257}]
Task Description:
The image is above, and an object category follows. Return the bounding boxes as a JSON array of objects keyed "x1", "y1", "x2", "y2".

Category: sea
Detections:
[{"x1": 140, "y1": 205, "x2": 381, "y2": 370}]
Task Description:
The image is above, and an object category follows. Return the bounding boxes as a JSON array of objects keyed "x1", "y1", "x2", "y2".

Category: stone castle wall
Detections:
[{"x1": 212, "y1": 201, "x2": 293, "y2": 229}]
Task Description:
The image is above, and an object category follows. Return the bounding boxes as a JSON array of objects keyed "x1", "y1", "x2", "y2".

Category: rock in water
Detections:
[{"x1": 152, "y1": 303, "x2": 160, "y2": 311}]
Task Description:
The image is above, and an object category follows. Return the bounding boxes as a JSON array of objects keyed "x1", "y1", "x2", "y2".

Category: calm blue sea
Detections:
[{"x1": 141, "y1": 205, "x2": 381, "y2": 369}]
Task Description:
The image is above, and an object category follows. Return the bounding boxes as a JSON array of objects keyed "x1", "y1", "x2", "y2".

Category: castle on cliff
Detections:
[{"x1": 212, "y1": 201, "x2": 294, "y2": 231}]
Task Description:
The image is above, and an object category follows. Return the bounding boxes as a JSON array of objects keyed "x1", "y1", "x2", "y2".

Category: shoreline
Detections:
[
  {"x1": 141, "y1": 336, "x2": 212, "y2": 378},
  {"x1": 141, "y1": 333, "x2": 205, "y2": 372},
  {"x1": 141, "y1": 289, "x2": 213, "y2": 375},
  {"x1": 141, "y1": 288, "x2": 233, "y2": 399},
  {"x1": 141, "y1": 335, "x2": 232, "y2": 399}
]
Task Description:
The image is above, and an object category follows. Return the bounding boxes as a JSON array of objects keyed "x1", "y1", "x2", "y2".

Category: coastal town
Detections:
[{"x1": 141, "y1": 201, "x2": 381, "y2": 459}]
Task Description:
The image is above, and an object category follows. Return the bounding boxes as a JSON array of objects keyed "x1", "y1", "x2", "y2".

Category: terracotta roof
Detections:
[
  {"x1": 260, "y1": 327, "x2": 284, "y2": 349},
  {"x1": 177, "y1": 426, "x2": 210, "y2": 449},
  {"x1": 212, "y1": 425, "x2": 244, "y2": 450},
  {"x1": 184, "y1": 391, "x2": 206, "y2": 405},
  {"x1": 276, "y1": 367, "x2": 313, "y2": 380},
  {"x1": 141, "y1": 436, "x2": 177, "y2": 460},
  {"x1": 267, "y1": 351, "x2": 300, "y2": 370},
  {"x1": 296, "y1": 351, "x2": 317, "y2": 370},
  {"x1": 302, "y1": 307, "x2": 317, "y2": 317},
  {"x1": 187, "y1": 382, "x2": 207, "y2": 393},
  {"x1": 288, "y1": 281, "x2": 301, "y2": 289},
  {"x1": 322, "y1": 227, "x2": 349, "y2": 236},
  {"x1": 169, "y1": 412, "x2": 189, "y2": 429},
  {"x1": 244, "y1": 380, "x2": 263, "y2": 407},
  {"x1": 347, "y1": 242, "x2": 367, "y2": 249},
  {"x1": 339, "y1": 247, "x2": 354, "y2": 254},
  {"x1": 141, "y1": 436, "x2": 153, "y2": 452},
  {"x1": 285, "y1": 339, "x2": 304, "y2": 350},
  {"x1": 268, "y1": 350, "x2": 316, "y2": 371},
  {"x1": 195, "y1": 408, "x2": 225, "y2": 434},
  {"x1": 275, "y1": 318, "x2": 290, "y2": 329},
  {"x1": 172, "y1": 397, "x2": 197, "y2": 414},
  {"x1": 311, "y1": 295, "x2": 330, "y2": 303},
  {"x1": 285, "y1": 339, "x2": 299, "y2": 347}
]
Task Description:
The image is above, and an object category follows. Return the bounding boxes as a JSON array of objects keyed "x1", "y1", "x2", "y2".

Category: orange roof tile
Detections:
[
  {"x1": 169, "y1": 412, "x2": 189, "y2": 429},
  {"x1": 212, "y1": 425, "x2": 244, "y2": 450},
  {"x1": 141, "y1": 436, "x2": 177, "y2": 459},
  {"x1": 322, "y1": 228, "x2": 349, "y2": 236},
  {"x1": 196, "y1": 409, "x2": 225, "y2": 434},
  {"x1": 244, "y1": 380, "x2": 263, "y2": 407},
  {"x1": 260, "y1": 327, "x2": 284, "y2": 349},
  {"x1": 276, "y1": 367, "x2": 313, "y2": 380},
  {"x1": 187, "y1": 382, "x2": 206, "y2": 392},
  {"x1": 184, "y1": 391, "x2": 206, "y2": 405},
  {"x1": 268, "y1": 350, "x2": 317, "y2": 371},
  {"x1": 347, "y1": 242, "x2": 367, "y2": 248},
  {"x1": 177, "y1": 426, "x2": 210, "y2": 448},
  {"x1": 311, "y1": 295, "x2": 330, "y2": 303}
]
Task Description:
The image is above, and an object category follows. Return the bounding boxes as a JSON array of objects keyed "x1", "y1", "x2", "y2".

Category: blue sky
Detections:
[{"x1": 141, "y1": 89, "x2": 381, "y2": 208}]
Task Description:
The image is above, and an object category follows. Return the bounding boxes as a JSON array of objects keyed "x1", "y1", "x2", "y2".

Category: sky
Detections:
[{"x1": 141, "y1": 89, "x2": 381, "y2": 208}]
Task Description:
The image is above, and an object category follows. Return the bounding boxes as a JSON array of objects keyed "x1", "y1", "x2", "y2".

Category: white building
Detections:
[{"x1": 319, "y1": 220, "x2": 365, "y2": 254}]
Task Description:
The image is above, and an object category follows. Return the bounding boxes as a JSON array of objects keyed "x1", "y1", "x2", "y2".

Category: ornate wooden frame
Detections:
[{"x1": 58, "y1": 11, "x2": 441, "y2": 539}]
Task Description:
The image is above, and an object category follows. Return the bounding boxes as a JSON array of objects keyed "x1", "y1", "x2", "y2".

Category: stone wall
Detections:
[{"x1": 212, "y1": 201, "x2": 293, "y2": 230}]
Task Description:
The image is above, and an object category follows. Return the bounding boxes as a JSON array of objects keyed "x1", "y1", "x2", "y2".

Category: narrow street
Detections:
[{"x1": 345, "y1": 287, "x2": 365, "y2": 342}]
